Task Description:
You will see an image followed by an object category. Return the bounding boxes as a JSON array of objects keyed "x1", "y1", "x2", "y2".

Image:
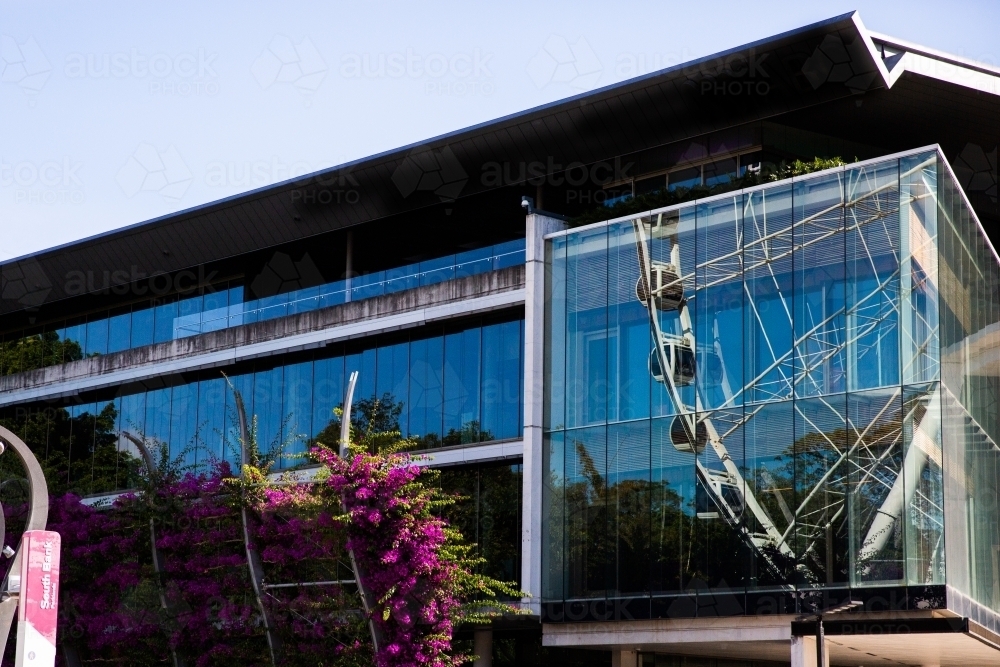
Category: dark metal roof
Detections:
[{"x1": 3, "y1": 11, "x2": 999, "y2": 317}]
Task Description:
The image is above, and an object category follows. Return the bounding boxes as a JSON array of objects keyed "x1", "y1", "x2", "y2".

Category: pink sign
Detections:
[{"x1": 16, "y1": 530, "x2": 60, "y2": 667}]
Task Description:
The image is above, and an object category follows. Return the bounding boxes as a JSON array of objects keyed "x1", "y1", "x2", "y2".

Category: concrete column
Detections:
[
  {"x1": 791, "y1": 635, "x2": 828, "y2": 667},
  {"x1": 521, "y1": 213, "x2": 567, "y2": 615},
  {"x1": 473, "y1": 629, "x2": 493, "y2": 667},
  {"x1": 612, "y1": 649, "x2": 639, "y2": 667}
]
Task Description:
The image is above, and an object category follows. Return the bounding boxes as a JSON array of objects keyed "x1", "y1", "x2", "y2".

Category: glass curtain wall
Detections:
[
  {"x1": 0, "y1": 313, "x2": 524, "y2": 496},
  {"x1": 0, "y1": 239, "x2": 525, "y2": 378},
  {"x1": 542, "y1": 149, "x2": 986, "y2": 619}
]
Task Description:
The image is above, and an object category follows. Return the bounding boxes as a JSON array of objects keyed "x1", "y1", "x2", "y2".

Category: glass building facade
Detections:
[
  {"x1": 0, "y1": 313, "x2": 524, "y2": 495},
  {"x1": 542, "y1": 148, "x2": 1000, "y2": 620},
  {"x1": 0, "y1": 239, "x2": 524, "y2": 378}
]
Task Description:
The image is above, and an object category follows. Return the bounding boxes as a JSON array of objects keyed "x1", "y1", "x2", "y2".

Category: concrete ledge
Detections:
[
  {"x1": 543, "y1": 616, "x2": 795, "y2": 648},
  {"x1": 0, "y1": 266, "x2": 525, "y2": 406}
]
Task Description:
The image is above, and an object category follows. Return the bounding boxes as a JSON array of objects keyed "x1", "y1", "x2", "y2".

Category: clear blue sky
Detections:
[{"x1": 2, "y1": 0, "x2": 998, "y2": 262}]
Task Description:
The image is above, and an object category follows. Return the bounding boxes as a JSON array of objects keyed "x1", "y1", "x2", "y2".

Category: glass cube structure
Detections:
[{"x1": 541, "y1": 147, "x2": 1000, "y2": 623}]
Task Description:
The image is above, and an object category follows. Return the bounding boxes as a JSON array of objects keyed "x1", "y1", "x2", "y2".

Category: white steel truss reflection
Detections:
[{"x1": 631, "y1": 155, "x2": 943, "y2": 586}]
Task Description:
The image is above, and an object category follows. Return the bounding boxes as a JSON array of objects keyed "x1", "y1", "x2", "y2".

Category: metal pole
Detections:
[
  {"x1": 340, "y1": 371, "x2": 359, "y2": 459},
  {"x1": 816, "y1": 615, "x2": 824, "y2": 667}
]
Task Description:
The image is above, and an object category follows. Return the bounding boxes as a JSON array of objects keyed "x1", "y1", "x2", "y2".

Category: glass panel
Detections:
[
  {"x1": 793, "y1": 172, "x2": 846, "y2": 397},
  {"x1": 608, "y1": 221, "x2": 651, "y2": 423},
  {"x1": 130, "y1": 305, "x2": 154, "y2": 348},
  {"x1": 903, "y1": 383, "x2": 944, "y2": 586},
  {"x1": 409, "y1": 335, "x2": 444, "y2": 447},
  {"x1": 743, "y1": 399, "x2": 795, "y2": 589},
  {"x1": 286, "y1": 285, "x2": 319, "y2": 315},
  {"x1": 376, "y1": 340, "x2": 409, "y2": 436},
  {"x1": 312, "y1": 354, "x2": 345, "y2": 444},
  {"x1": 845, "y1": 159, "x2": 900, "y2": 391},
  {"x1": 443, "y1": 327, "x2": 481, "y2": 443},
  {"x1": 479, "y1": 464, "x2": 522, "y2": 585},
  {"x1": 608, "y1": 420, "x2": 651, "y2": 597},
  {"x1": 492, "y1": 238, "x2": 526, "y2": 270},
  {"x1": 419, "y1": 255, "x2": 456, "y2": 287},
  {"x1": 649, "y1": 206, "x2": 697, "y2": 417},
  {"x1": 198, "y1": 377, "x2": 228, "y2": 468},
  {"x1": 226, "y1": 372, "x2": 255, "y2": 468},
  {"x1": 481, "y1": 320, "x2": 523, "y2": 441},
  {"x1": 454, "y1": 246, "x2": 492, "y2": 278},
  {"x1": 170, "y1": 382, "x2": 198, "y2": 466},
  {"x1": 201, "y1": 286, "x2": 230, "y2": 333},
  {"x1": 703, "y1": 157, "x2": 738, "y2": 188},
  {"x1": 63, "y1": 320, "x2": 87, "y2": 360},
  {"x1": 544, "y1": 236, "x2": 567, "y2": 430},
  {"x1": 384, "y1": 265, "x2": 418, "y2": 295},
  {"x1": 153, "y1": 300, "x2": 177, "y2": 344},
  {"x1": 635, "y1": 175, "x2": 666, "y2": 196},
  {"x1": 542, "y1": 431, "x2": 566, "y2": 601},
  {"x1": 668, "y1": 166, "x2": 701, "y2": 192},
  {"x1": 107, "y1": 311, "x2": 132, "y2": 354},
  {"x1": 174, "y1": 294, "x2": 203, "y2": 338},
  {"x1": 744, "y1": 185, "x2": 794, "y2": 404},
  {"x1": 281, "y1": 361, "x2": 313, "y2": 467},
  {"x1": 848, "y1": 388, "x2": 904, "y2": 586},
  {"x1": 85, "y1": 315, "x2": 109, "y2": 356},
  {"x1": 697, "y1": 196, "x2": 743, "y2": 410},
  {"x1": 793, "y1": 395, "x2": 848, "y2": 588},
  {"x1": 900, "y1": 151, "x2": 940, "y2": 385},
  {"x1": 650, "y1": 415, "x2": 695, "y2": 595},
  {"x1": 694, "y1": 408, "x2": 748, "y2": 601},
  {"x1": 118, "y1": 391, "x2": 146, "y2": 487},
  {"x1": 144, "y1": 387, "x2": 172, "y2": 449},
  {"x1": 565, "y1": 226, "x2": 608, "y2": 429},
  {"x1": 253, "y1": 366, "x2": 284, "y2": 460},
  {"x1": 565, "y1": 425, "x2": 608, "y2": 600}
]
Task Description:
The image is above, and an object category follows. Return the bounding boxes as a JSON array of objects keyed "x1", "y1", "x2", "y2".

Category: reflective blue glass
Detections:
[
  {"x1": 63, "y1": 321, "x2": 87, "y2": 358},
  {"x1": 608, "y1": 221, "x2": 651, "y2": 422},
  {"x1": 153, "y1": 300, "x2": 177, "y2": 344},
  {"x1": 544, "y1": 236, "x2": 567, "y2": 431},
  {"x1": 86, "y1": 316, "x2": 108, "y2": 356},
  {"x1": 419, "y1": 255, "x2": 456, "y2": 287},
  {"x1": 144, "y1": 387, "x2": 172, "y2": 447},
  {"x1": 170, "y1": 382, "x2": 198, "y2": 465},
  {"x1": 793, "y1": 172, "x2": 846, "y2": 397},
  {"x1": 253, "y1": 366, "x2": 284, "y2": 458},
  {"x1": 312, "y1": 355, "x2": 345, "y2": 441},
  {"x1": 376, "y1": 341, "x2": 409, "y2": 434},
  {"x1": 697, "y1": 196, "x2": 744, "y2": 410},
  {"x1": 565, "y1": 226, "x2": 608, "y2": 428},
  {"x1": 564, "y1": 425, "x2": 608, "y2": 599},
  {"x1": 130, "y1": 307, "x2": 154, "y2": 348},
  {"x1": 107, "y1": 311, "x2": 132, "y2": 354},
  {"x1": 481, "y1": 319, "x2": 522, "y2": 440},
  {"x1": 846, "y1": 160, "x2": 900, "y2": 390},
  {"x1": 443, "y1": 327, "x2": 481, "y2": 443},
  {"x1": 201, "y1": 288, "x2": 230, "y2": 333},
  {"x1": 282, "y1": 361, "x2": 313, "y2": 465},
  {"x1": 175, "y1": 294, "x2": 203, "y2": 338},
  {"x1": 744, "y1": 185, "x2": 794, "y2": 403},
  {"x1": 197, "y1": 377, "x2": 228, "y2": 466},
  {"x1": 408, "y1": 336, "x2": 443, "y2": 445}
]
